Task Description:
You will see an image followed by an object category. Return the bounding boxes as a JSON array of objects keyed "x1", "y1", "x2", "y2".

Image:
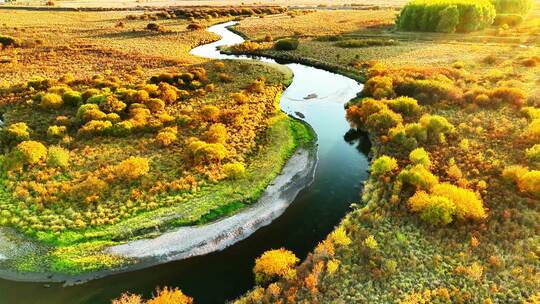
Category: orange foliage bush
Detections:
[{"x1": 114, "y1": 157, "x2": 150, "y2": 181}]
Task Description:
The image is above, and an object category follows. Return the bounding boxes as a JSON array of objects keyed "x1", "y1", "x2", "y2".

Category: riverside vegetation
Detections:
[{"x1": 0, "y1": 8, "x2": 314, "y2": 276}]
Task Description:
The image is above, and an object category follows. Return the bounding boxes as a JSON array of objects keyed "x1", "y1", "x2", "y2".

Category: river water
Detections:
[{"x1": 0, "y1": 21, "x2": 369, "y2": 304}]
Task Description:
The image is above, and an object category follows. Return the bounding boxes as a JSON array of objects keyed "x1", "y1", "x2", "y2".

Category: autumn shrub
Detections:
[
  {"x1": 145, "y1": 98, "x2": 166, "y2": 113},
  {"x1": 78, "y1": 120, "x2": 112, "y2": 137},
  {"x1": 47, "y1": 125, "x2": 67, "y2": 139},
  {"x1": 419, "y1": 114, "x2": 454, "y2": 141},
  {"x1": 111, "y1": 121, "x2": 133, "y2": 137},
  {"x1": 200, "y1": 105, "x2": 220, "y2": 122},
  {"x1": 525, "y1": 144, "x2": 540, "y2": 163},
  {"x1": 362, "y1": 76, "x2": 395, "y2": 99},
  {"x1": 187, "y1": 23, "x2": 206, "y2": 31},
  {"x1": 517, "y1": 170, "x2": 540, "y2": 197},
  {"x1": 71, "y1": 176, "x2": 107, "y2": 203},
  {"x1": 114, "y1": 157, "x2": 150, "y2": 181},
  {"x1": 218, "y1": 73, "x2": 233, "y2": 83},
  {"x1": 365, "y1": 109, "x2": 403, "y2": 132},
  {"x1": 524, "y1": 119, "x2": 540, "y2": 140},
  {"x1": 346, "y1": 98, "x2": 388, "y2": 127},
  {"x1": 77, "y1": 104, "x2": 106, "y2": 122},
  {"x1": 4, "y1": 122, "x2": 30, "y2": 142},
  {"x1": 40, "y1": 93, "x2": 64, "y2": 109},
  {"x1": 329, "y1": 226, "x2": 352, "y2": 246},
  {"x1": 520, "y1": 107, "x2": 540, "y2": 120},
  {"x1": 100, "y1": 96, "x2": 127, "y2": 114},
  {"x1": 14, "y1": 141, "x2": 47, "y2": 165},
  {"x1": 82, "y1": 88, "x2": 100, "y2": 101},
  {"x1": 245, "y1": 79, "x2": 266, "y2": 93},
  {"x1": 112, "y1": 293, "x2": 143, "y2": 304},
  {"x1": 62, "y1": 90, "x2": 83, "y2": 106},
  {"x1": 398, "y1": 164, "x2": 439, "y2": 191},
  {"x1": 86, "y1": 94, "x2": 107, "y2": 105},
  {"x1": 253, "y1": 248, "x2": 299, "y2": 285},
  {"x1": 146, "y1": 22, "x2": 165, "y2": 32},
  {"x1": 502, "y1": 165, "x2": 529, "y2": 183},
  {"x1": 231, "y1": 92, "x2": 249, "y2": 104},
  {"x1": 386, "y1": 96, "x2": 421, "y2": 117},
  {"x1": 159, "y1": 83, "x2": 178, "y2": 104},
  {"x1": 431, "y1": 183, "x2": 486, "y2": 220},
  {"x1": 274, "y1": 38, "x2": 299, "y2": 51},
  {"x1": 204, "y1": 123, "x2": 228, "y2": 144},
  {"x1": 223, "y1": 162, "x2": 246, "y2": 179},
  {"x1": 193, "y1": 143, "x2": 227, "y2": 164},
  {"x1": 396, "y1": 78, "x2": 457, "y2": 104},
  {"x1": 156, "y1": 127, "x2": 177, "y2": 147},
  {"x1": 46, "y1": 146, "x2": 69, "y2": 168},
  {"x1": 371, "y1": 155, "x2": 398, "y2": 176},
  {"x1": 489, "y1": 87, "x2": 527, "y2": 106},
  {"x1": 408, "y1": 191, "x2": 456, "y2": 225},
  {"x1": 396, "y1": 0, "x2": 496, "y2": 33},
  {"x1": 409, "y1": 147, "x2": 431, "y2": 168}
]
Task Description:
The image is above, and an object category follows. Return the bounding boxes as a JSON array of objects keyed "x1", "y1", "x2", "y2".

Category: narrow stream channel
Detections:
[{"x1": 0, "y1": 21, "x2": 369, "y2": 304}]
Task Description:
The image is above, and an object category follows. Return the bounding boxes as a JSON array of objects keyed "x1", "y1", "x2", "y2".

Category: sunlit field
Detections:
[{"x1": 1, "y1": 0, "x2": 539, "y2": 303}]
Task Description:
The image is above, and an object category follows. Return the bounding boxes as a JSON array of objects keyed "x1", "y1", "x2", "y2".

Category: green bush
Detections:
[
  {"x1": 47, "y1": 146, "x2": 70, "y2": 168},
  {"x1": 396, "y1": 0, "x2": 496, "y2": 33},
  {"x1": 274, "y1": 38, "x2": 299, "y2": 51},
  {"x1": 0, "y1": 35, "x2": 19, "y2": 47},
  {"x1": 41, "y1": 93, "x2": 64, "y2": 109},
  {"x1": 371, "y1": 155, "x2": 398, "y2": 176},
  {"x1": 63, "y1": 91, "x2": 83, "y2": 106},
  {"x1": 386, "y1": 96, "x2": 421, "y2": 117},
  {"x1": 491, "y1": 0, "x2": 532, "y2": 15},
  {"x1": 4, "y1": 122, "x2": 31, "y2": 142}
]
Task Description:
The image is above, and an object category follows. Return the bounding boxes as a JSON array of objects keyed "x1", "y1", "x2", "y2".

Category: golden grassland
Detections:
[
  {"x1": 227, "y1": 6, "x2": 540, "y2": 304},
  {"x1": 0, "y1": 10, "x2": 226, "y2": 86}
]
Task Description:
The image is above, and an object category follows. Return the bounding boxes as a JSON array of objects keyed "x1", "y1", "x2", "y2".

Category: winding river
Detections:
[{"x1": 0, "y1": 21, "x2": 369, "y2": 304}]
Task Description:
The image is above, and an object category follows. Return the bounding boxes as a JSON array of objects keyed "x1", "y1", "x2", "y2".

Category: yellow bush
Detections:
[
  {"x1": 114, "y1": 157, "x2": 150, "y2": 181},
  {"x1": 386, "y1": 96, "x2": 421, "y2": 117},
  {"x1": 371, "y1": 155, "x2": 398, "y2": 176},
  {"x1": 398, "y1": 164, "x2": 439, "y2": 191},
  {"x1": 159, "y1": 83, "x2": 178, "y2": 104},
  {"x1": 223, "y1": 162, "x2": 246, "y2": 179},
  {"x1": 46, "y1": 146, "x2": 69, "y2": 168},
  {"x1": 525, "y1": 144, "x2": 540, "y2": 162},
  {"x1": 47, "y1": 125, "x2": 67, "y2": 139},
  {"x1": 431, "y1": 183, "x2": 486, "y2": 221},
  {"x1": 329, "y1": 226, "x2": 351, "y2": 246},
  {"x1": 253, "y1": 248, "x2": 299, "y2": 284},
  {"x1": 156, "y1": 130, "x2": 177, "y2": 147},
  {"x1": 517, "y1": 170, "x2": 540, "y2": 197},
  {"x1": 147, "y1": 287, "x2": 193, "y2": 304},
  {"x1": 363, "y1": 75, "x2": 395, "y2": 99},
  {"x1": 5, "y1": 122, "x2": 30, "y2": 142},
  {"x1": 15, "y1": 141, "x2": 47, "y2": 165},
  {"x1": 40, "y1": 93, "x2": 64, "y2": 109},
  {"x1": 408, "y1": 191, "x2": 456, "y2": 225},
  {"x1": 524, "y1": 119, "x2": 540, "y2": 140},
  {"x1": 78, "y1": 120, "x2": 112, "y2": 136},
  {"x1": 112, "y1": 293, "x2": 143, "y2": 304},
  {"x1": 194, "y1": 143, "x2": 227, "y2": 164},
  {"x1": 204, "y1": 123, "x2": 228, "y2": 144},
  {"x1": 409, "y1": 147, "x2": 431, "y2": 168},
  {"x1": 502, "y1": 165, "x2": 529, "y2": 183},
  {"x1": 200, "y1": 105, "x2": 220, "y2": 122},
  {"x1": 145, "y1": 98, "x2": 165, "y2": 113}
]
